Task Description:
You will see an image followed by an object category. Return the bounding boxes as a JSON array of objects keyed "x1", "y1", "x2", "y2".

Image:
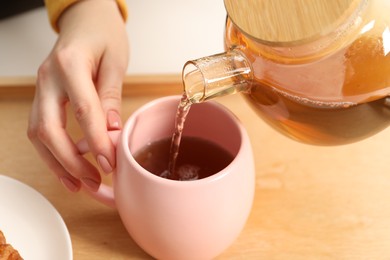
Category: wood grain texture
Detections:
[
  {"x1": 224, "y1": 0, "x2": 360, "y2": 43},
  {"x1": 1, "y1": 79, "x2": 390, "y2": 259},
  {"x1": 0, "y1": 74, "x2": 182, "y2": 98}
]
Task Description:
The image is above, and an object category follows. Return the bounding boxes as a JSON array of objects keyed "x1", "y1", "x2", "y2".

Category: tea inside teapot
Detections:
[{"x1": 182, "y1": 0, "x2": 390, "y2": 145}]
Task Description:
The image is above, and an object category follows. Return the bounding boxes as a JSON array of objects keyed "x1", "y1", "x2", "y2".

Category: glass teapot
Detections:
[{"x1": 182, "y1": 0, "x2": 390, "y2": 145}]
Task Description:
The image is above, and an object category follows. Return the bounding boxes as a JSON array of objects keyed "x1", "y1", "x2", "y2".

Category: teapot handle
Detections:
[{"x1": 77, "y1": 130, "x2": 121, "y2": 209}]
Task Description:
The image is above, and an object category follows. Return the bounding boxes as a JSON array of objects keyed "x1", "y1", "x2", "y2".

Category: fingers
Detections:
[
  {"x1": 96, "y1": 51, "x2": 128, "y2": 131},
  {"x1": 63, "y1": 61, "x2": 117, "y2": 175},
  {"x1": 28, "y1": 0, "x2": 129, "y2": 193},
  {"x1": 96, "y1": 9, "x2": 128, "y2": 131},
  {"x1": 27, "y1": 77, "x2": 101, "y2": 192}
]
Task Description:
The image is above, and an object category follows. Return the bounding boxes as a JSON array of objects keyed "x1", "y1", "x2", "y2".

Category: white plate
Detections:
[{"x1": 0, "y1": 175, "x2": 72, "y2": 260}]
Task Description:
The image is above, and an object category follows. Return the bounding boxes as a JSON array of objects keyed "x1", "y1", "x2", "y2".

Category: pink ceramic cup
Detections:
[{"x1": 81, "y1": 95, "x2": 255, "y2": 259}]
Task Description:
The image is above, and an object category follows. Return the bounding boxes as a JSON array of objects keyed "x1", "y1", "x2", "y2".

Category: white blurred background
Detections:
[{"x1": 0, "y1": 0, "x2": 226, "y2": 77}]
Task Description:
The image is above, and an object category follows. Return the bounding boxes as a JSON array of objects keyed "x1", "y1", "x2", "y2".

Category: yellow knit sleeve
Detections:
[{"x1": 44, "y1": 0, "x2": 128, "y2": 33}]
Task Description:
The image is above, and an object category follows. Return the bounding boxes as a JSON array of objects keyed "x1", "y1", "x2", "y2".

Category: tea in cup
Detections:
[{"x1": 80, "y1": 96, "x2": 255, "y2": 259}]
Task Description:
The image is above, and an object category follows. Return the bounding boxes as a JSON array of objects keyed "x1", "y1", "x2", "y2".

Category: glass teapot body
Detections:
[{"x1": 183, "y1": 0, "x2": 390, "y2": 145}]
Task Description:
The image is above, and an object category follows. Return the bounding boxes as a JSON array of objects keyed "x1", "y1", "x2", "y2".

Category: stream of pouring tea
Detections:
[{"x1": 164, "y1": 93, "x2": 193, "y2": 180}]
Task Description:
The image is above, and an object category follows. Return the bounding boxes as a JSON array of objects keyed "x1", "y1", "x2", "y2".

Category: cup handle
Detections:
[{"x1": 76, "y1": 130, "x2": 121, "y2": 209}]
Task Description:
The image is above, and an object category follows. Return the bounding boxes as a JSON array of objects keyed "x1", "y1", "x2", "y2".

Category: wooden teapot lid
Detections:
[{"x1": 224, "y1": 0, "x2": 362, "y2": 44}]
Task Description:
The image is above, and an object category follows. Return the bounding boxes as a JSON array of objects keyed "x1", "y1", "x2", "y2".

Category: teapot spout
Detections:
[{"x1": 182, "y1": 49, "x2": 253, "y2": 104}]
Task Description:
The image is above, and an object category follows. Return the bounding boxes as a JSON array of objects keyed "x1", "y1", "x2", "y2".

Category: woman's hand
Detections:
[{"x1": 28, "y1": 0, "x2": 129, "y2": 192}]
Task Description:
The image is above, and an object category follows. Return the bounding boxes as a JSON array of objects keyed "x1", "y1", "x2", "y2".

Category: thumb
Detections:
[{"x1": 97, "y1": 63, "x2": 126, "y2": 131}]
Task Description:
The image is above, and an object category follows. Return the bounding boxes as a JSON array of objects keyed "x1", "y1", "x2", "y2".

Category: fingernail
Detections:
[
  {"x1": 107, "y1": 110, "x2": 122, "y2": 130},
  {"x1": 97, "y1": 154, "x2": 113, "y2": 173},
  {"x1": 81, "y1": 177, "x2": 100, "y2": 191},
  {"x1": 60, "y1": 177, "x2": 79, "y2": 192}
]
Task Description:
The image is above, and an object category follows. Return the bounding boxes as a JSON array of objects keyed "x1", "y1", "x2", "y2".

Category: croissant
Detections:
[{"x1": 0, "y1": 231, "x2": 23, "y2": 260}]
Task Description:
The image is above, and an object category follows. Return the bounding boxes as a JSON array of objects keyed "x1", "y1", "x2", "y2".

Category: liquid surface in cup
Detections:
[
  {"x1": 134, "y1": 136, "x2": 234, "y2": 181},
  {"x1": 225, "y1": 17, "x2": 390, "y2": 145}
]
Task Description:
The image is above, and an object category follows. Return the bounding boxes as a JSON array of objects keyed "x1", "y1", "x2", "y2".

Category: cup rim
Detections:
[{"x1": 121, "y1": 95, "x2": 247, "y2": 185}]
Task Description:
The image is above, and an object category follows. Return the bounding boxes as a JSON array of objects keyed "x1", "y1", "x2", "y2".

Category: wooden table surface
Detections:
[{"x1": 1, "y1": 76, "x2": 390, "y2": 259}]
